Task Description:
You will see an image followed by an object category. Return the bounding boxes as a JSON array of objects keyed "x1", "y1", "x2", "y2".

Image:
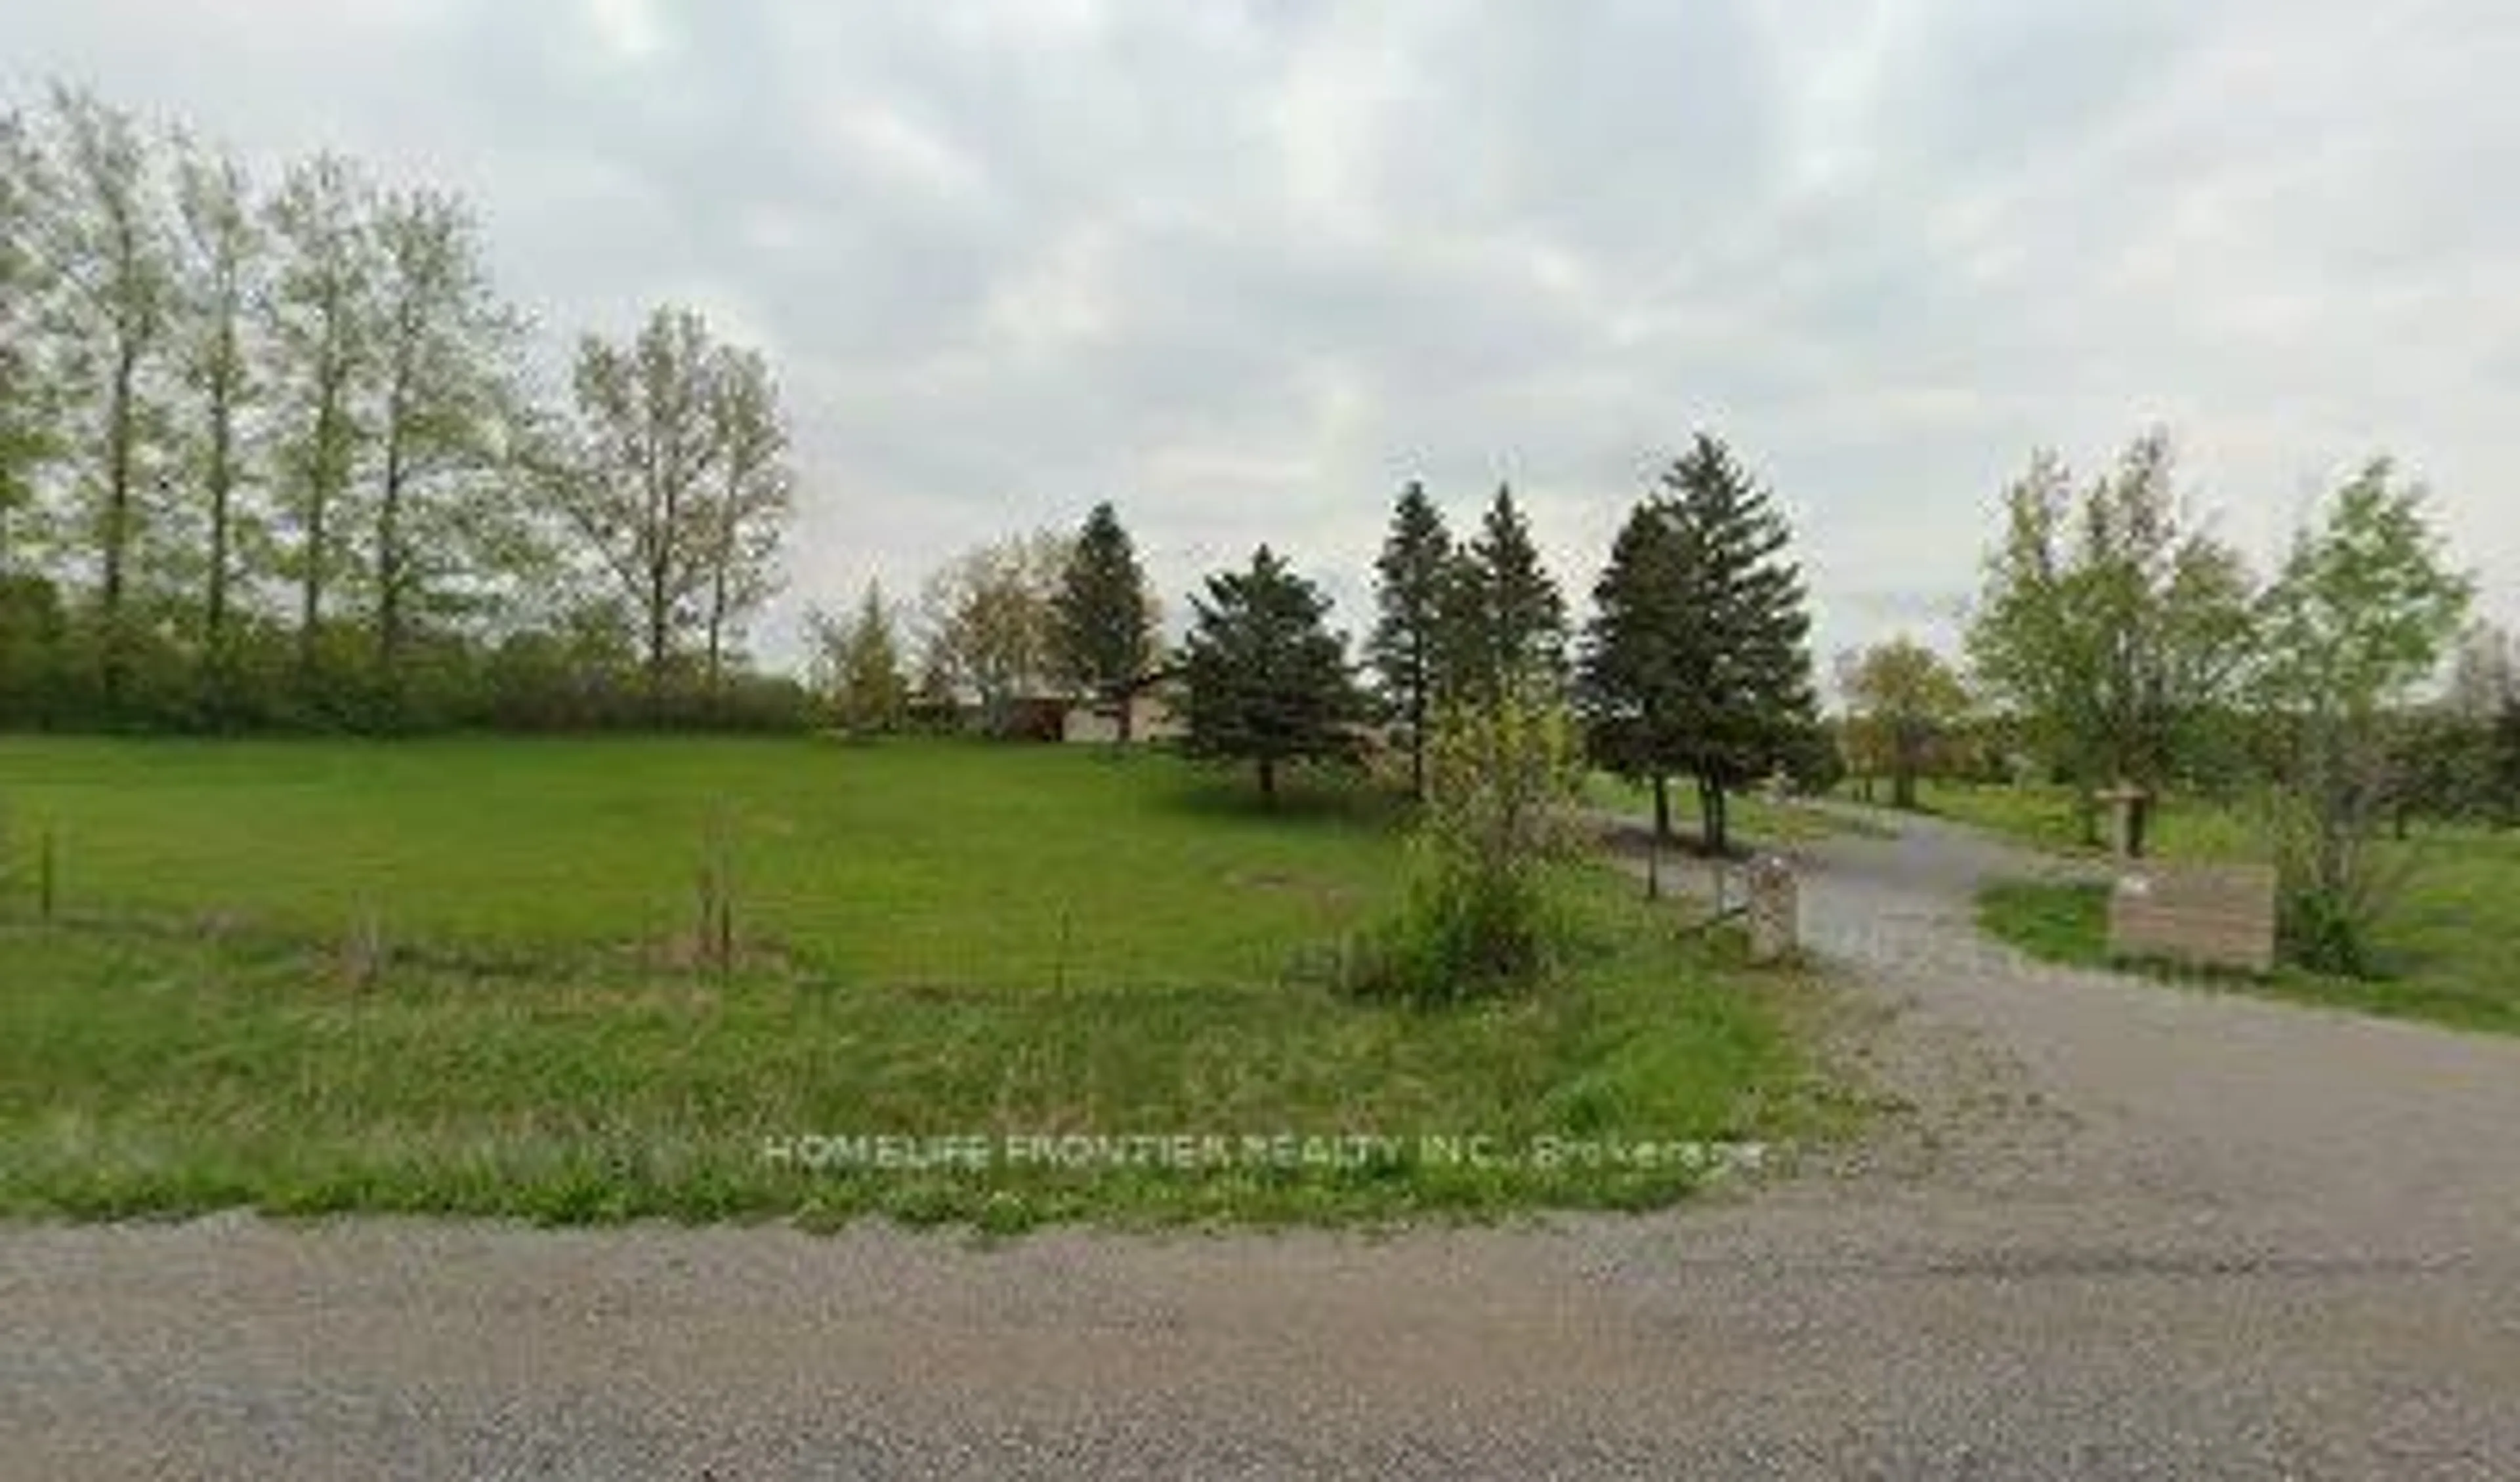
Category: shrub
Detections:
[{"x1": 1345, "y1": 690, "x2": 1587, "y2": 1004}]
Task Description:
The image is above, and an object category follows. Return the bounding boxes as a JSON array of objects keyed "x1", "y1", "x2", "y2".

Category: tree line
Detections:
[
  {"x1": 1834, "y1": 429, "x2": 2511, "y2": 973},
  {"x1": 0, "y1": 84, "x2": 801, "y2": 731},
  {"x1": 857, "y1": 422, "x2": 2503, "y2": 979},
  {"x1": 814, "y1": 440, "x2": 1826, "y2": 857}
]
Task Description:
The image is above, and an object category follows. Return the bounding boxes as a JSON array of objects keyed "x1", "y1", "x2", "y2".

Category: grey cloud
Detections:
[{"x1": 9, "y1": 0, "x2": 2516, "y2": 663}]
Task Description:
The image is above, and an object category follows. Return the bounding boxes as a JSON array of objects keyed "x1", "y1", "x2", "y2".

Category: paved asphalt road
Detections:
[{"x1": 6, "y1": 812, "x2": 2518, "y2": 1479}]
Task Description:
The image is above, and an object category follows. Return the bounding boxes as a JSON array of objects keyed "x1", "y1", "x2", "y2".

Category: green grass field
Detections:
[
  {"x1": 0, "y1": 737, "x2": 1834, "y2": 1229},
  {"x1": 1886, "y1": 779, "x2": 2264, "y2": 860},
  {"x1": 1922, "y1": 782, "x2": 2520, "y2": 1035}
]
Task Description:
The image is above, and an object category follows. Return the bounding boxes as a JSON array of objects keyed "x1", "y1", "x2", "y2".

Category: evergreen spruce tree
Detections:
[
  {"x1": 1366, "y1": 480, "x2": 1452, "y2": 796},
  {"x1": 1051, "y1": 501, "x2": 1155, "y2": 739},
  {"x1": 1467, "y1": 484, "x2": 1567, "y2": 703},
  {"x1": 1577, "y1": 492, "x2": 1703, "y2": 845},
  {"x1": 1665, "y1": 434, "x2": 1816, "y2": 854},
  {"x1": 1180, "y1": 546, "x2": 1362, "y2": 804},
  {"x1": 1583, "y1": 436, "x2": 1816, "y2": 856},
  {"x1": 1431, "y1": 546, "x2": 1491, "y2": 712}
]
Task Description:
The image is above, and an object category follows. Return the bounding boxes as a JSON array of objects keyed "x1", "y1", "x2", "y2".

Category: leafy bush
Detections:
[{"x1": 1345, "y1": 690, "x2": 1587, "y2": 1004}]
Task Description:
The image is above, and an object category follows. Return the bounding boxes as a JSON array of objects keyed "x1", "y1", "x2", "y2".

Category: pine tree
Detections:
[
  {"x1": 1577, "y1": 491, "x2": 1702, "y2": 845},
  {"x1": 1584, "y1": 436, "x2": 1816, "y2": 856},
  {"x1": 1465, "y1": 484, "x2": 1566, "y2": 703},
  {"x1": 1179, "y1": 546, "x2": 1362, "y2": 804},
  {"x1": 1431, "y1": 546, "x2": 1491, "y2": 711},
  {"x1": 1366, "y1": 480, "x2": 1451, "y2": 796},
  {"x1": 1051, "y1": 501, "x2": 1154, "y2": 740},
  {"x1": 1664, "y1": 434, "x2": 1816, "y2": 854}
]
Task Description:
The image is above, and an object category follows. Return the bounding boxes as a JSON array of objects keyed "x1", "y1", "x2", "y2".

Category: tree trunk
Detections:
[
  {"x1": 205, "y1": 384, "x2": 234, "y2": 667},
  {"x1": 1258, "y1": 756, "x2": 1278, "y2": 806},
  {"x1": 1652, "y1": 774, "x2": 1671, "y2": 843},
  {"x1": 1407, "y1": 690, "x2": 1426, "y2": 800},
  {"x1": 1892, "y1": 764, "x2": 1918, "y2": 812},
  {"x1": 299, "y1": 377, "x2": 344, "y2": 678},
  {"x1": 646, "y1": 574, "x2": 671, "y2": 720},
  {"x1": 201, "y1": 364, "x2": 237, "y2": 722},
  {"x1": 1116, "y1": 686, "x2": 1135, "y2": 747},
  {"x1": 705, "y1": 613, "x2": 724, "y2": 711},
  {"x1": 375, "y1": 421, "x2": 405, "y2": 681},
  {"x1": 704, "y1": 556, "x2": 729, "y2": 716},
  {"x1": 100, "y1": 340, "x2": 140, "y2": 709}
]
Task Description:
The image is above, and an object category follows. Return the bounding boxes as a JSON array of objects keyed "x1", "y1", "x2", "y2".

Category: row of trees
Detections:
[
  {"x1": 1171, "y1": 439, "x2": 1822, "y2": 845},
  {"x1": 1830, "y1": 429, "x2": 2508, "y2": 974},
  {"x1": 0, "y1": 84, "x2": 798, "y2": 731},
  {"x1": 806, "y1": 443, "x2": 1826, "y2": 853}
]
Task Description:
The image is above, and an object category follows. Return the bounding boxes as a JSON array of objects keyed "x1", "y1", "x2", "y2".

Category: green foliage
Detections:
[
  {"x1": 1347, "y1": 691, "x2": 1587, "y2": 1004},
  {"x1": 0, "y1": 80, "x2": 799, "y2": 735},
  {"x1": 1836, "y1": 635, "x2": 1971, "y2": 809},
  {"x1": 1578, "y1": 434, "x2": 1816, "y2": 855},
  {"x1": 1978, "y1": 854, "x2": 2520, "y2": 1037},
  {"x1": 1469, "y1": 485, "x2": 1568, "y2": 697},
  {"x1": 917, "y1": 529, "x2": 1070, "y2": 733},
  {"x1": 1050, "y1": 501, "x2": 1155, "y2": 722},
  {"x1": 1975, "y1": 879, "x2": 2113, "y2": 967},
  {"x1": 813, "y1": 581, "x2": 910, "y2": 735},
  {"x1": 1965, "y1": 432, "x2": 2257, "y2": 811},
  {"x1": 1179, "y1": 545, "x2": 1364, "y2": 802},
  {"x1": 2251, "y1": 459, "x2": 2474, "y2": 974},
  {"x1": 2252, "y1": 461, "x2": 2474, "y2": 716},
  {"x1": 2420, "y1": 623, "x2": 2520, "y2": 827},
  {"x1": 1366, "y1": 480, "x2": 1452, "y2": 794},
  {"x1": 1432, "y1": 485, "x2": 1566, "y2": 711},
  {"x1": 562, "y1": 305, "x2": 795, "y2": 707}
]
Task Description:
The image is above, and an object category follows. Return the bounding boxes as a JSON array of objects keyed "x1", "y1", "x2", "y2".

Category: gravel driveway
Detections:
[{"x1": 7, "y1": 811, "x2": 2518, "y2": 1479}]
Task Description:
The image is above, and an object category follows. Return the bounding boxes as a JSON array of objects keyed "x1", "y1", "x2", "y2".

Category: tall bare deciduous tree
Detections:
[
  {"x1": 696, "y1": 344, "x2": 791, "y2": 699},
  {"x1": 264, "y1": 153, "x2": 375, "y2": 676},
  {"x1": 33, "y1": 85, "x2": 178, "y2": 702}
]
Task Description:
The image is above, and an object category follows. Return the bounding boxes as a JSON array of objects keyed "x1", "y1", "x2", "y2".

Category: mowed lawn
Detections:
[
  {"x1": 0, "y1": 737, "x2": 1827, "y2": 1228},
  {"x1": 1904, "y1": 781, "x2": 2520, "y2": 1035},
  {"x1": 0, "y1": 735, "x2": 1408, "y2": 988}
]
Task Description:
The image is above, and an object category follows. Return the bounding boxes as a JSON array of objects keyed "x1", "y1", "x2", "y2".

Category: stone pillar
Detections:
[
  {"x1": 2098, "y1": 784, "x2": 2152, "y2": 859},
  {"x1": 1745, "y1": 854, "x2": 1798, "y2": 965}
]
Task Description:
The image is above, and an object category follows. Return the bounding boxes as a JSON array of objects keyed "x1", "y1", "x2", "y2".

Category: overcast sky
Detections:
[{"x1": 9, "y1": 0, "x2": 2516, "y2": 669}]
